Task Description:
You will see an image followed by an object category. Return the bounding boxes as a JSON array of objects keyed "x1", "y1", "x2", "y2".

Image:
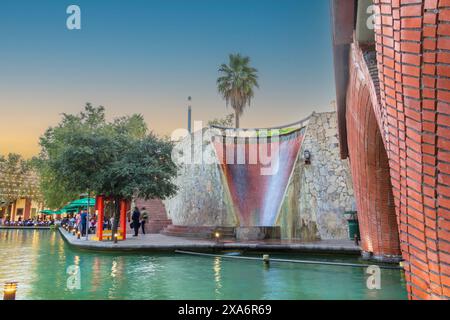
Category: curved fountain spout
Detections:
[{"x1": 212, "y1": 115, "x2": 311, "y2": 229}]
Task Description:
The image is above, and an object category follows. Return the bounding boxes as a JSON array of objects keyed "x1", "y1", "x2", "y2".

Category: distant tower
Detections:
[{"x1": 187, "y1": 96, "x2": 192, "y2": 133}]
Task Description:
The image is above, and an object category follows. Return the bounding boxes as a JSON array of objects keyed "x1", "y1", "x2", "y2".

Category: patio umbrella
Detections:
[
  {"x1": 40, "y1": 210, "x2": 64, "y2": 215},
  {"x1": 59, "y1": 207, "x2": 78, "y2": 213},
  {"x1": 68, "y1": 198, "x2": 96, "y2": 208},
  {"x1": 39, "y1": 210, "x2": 55, "y2": 215}
]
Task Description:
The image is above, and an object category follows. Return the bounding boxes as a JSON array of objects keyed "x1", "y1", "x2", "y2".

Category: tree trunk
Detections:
[
  {"x1": 235, "y1": 111, "x2": 240, "y2": 129},
  {"x1": 111, "y1": 196, "x2": 121, "y2": 241}
]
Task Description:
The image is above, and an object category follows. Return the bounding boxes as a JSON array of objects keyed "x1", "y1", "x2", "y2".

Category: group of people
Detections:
[
  {"x1": 131, "y1": 207, "x2": 149, "y2": 237},
  {"x1": 61, "y1": 210, "x2": 94, "y2": 236},
  {"x1": 0, "y1": 216, "x2": 57, "y2": 227},
  {"x1": 1, "y1": 205, "x2": 152, "y2": 238},
  {"x1": 60, "y1": 206, "x2": 150, "y2": 237}
]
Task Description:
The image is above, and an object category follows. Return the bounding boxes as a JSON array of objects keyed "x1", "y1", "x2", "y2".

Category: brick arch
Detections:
[
  {"x1": 346, "y1": 44, "x2": 401, "y2": 261},
  {"x1": 333, "y1": 0, "x2": 450, "y2": 300}
]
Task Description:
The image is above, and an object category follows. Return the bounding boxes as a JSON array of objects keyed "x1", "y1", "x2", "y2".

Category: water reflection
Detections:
[
  {"x1": 0, "y1": 230, "x2": 408, "y2": 300},
  {"x1": 213, "y1": 257, "x2": 222, "y2": 298}
]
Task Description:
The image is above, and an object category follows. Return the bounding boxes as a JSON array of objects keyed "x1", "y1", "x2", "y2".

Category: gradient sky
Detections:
[{"x1": 0, "y1": 0, "x2": 336, "y2": 158}]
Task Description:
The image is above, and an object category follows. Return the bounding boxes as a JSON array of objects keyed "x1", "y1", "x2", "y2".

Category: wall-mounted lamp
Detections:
[{"x1": 304, "y1": 150, "x2": 311, "y2": 165}]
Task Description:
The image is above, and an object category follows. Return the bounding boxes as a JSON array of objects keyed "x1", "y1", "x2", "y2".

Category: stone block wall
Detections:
[
  {"x1": 278, "y1": 112, "x2": 355, "y2": 240},
  {"x1": 163, "y1": 129, "x2": 236, "y2": 227}
]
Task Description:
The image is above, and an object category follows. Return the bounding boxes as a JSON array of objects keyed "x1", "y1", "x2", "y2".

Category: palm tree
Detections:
[{"x1": 217, "y1": 54, "x2": 259, "y2": 128}]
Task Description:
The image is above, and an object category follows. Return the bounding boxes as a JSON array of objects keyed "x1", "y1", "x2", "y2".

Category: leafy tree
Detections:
[
  {"x1": 37, "y1": 104, "x2": 178, "y2": 239},
  {"x1": 207, "y1": 113, "x2": 235, "y2": 128},
  {"x1": 0, "y1": 153, "x2": 40, "y2": 212},
  {"x1": 217, "y1": 53, "x2": 259, "y2": 128}
]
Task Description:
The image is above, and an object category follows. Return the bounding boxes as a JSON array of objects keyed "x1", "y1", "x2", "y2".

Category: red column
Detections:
[
  {"x1": 96, "y1": 195, "x2": 104, "y2": 240},
  {"x1": 120, "y1": 199, "x2": 127, "y2": 240}
]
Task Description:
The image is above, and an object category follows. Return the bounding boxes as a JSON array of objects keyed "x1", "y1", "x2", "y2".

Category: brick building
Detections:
[{"x1": 331, "y1": 0, "x2": 449, "y2": 299}]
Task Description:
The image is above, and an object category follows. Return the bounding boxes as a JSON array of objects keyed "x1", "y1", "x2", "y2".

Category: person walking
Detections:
[
  {"x1": 69, "y1": 216, "x2": 75, "y2": 229},
  {"x1": 131, "y1": 207, "x2": 141, "y2": 237},
  {"x1": 140, "y1": 207, "x2": 149, "y2": 235},
  {"x1": 80, "y1": 210, "x2": 88, "y2": 236},
  {"x1": 76, "y1": 212, "x2": 81, "y2": 233}
]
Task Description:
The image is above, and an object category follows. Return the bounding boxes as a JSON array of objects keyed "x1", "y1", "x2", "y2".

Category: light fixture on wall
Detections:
[{"x1": 304, "y1": 150, "x2": 311, "y2": 165}]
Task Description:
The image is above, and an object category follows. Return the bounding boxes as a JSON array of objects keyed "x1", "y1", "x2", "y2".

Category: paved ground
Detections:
[{"x1": 59, "y1": 228, "x2": 361, "y2": 254}]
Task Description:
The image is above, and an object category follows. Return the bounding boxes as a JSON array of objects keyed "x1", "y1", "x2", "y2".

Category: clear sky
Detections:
[{"x1": 0, "y1": 0, "x2": 336, "y2": 157}]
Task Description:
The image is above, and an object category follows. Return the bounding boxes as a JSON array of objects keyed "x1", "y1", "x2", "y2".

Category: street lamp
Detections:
[{"x1": 187, "y1": 96, "x2": 192, "y2": 133}]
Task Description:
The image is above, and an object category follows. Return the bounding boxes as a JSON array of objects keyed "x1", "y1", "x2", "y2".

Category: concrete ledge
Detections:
[
  {"x1": 0, "y1": 226, "x2": 51, "y2": 230},
  {"x1": 235, "y1": 227, "x2": 281, "y2": 241},
  {"x1": 362, "y1": 251, "x2": 403, "y2": 263},
  {"x1": 58, "y1": 227, "x2": 361, "y2": 254}
]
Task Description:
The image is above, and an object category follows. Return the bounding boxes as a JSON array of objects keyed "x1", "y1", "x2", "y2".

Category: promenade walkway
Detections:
[{"x1": 59, "y1": 228, "x2": 361, "y2": 254}]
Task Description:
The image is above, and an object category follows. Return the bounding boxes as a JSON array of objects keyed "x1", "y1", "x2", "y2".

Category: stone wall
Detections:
[
  {"x1": 278, "y1": 112, "x2": 356, "y2": 240},
  {"x1": 163, "y1": 129, "x2": 236, "y2": 227},
  {"x1": 165, "y1": 112, "x2": 355, "y2": 240}
]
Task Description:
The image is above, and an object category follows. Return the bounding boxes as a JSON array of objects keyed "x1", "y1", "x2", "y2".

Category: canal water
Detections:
[{"x1": 0, "y1": 229, "x2": 407, "y2": 300}]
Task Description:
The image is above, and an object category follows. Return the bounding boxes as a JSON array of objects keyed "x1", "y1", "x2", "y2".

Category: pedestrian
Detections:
[
  {"x1": 140, "y1": 207, "x2": 149, "y2": 235},
  {"x1": 131, "y1": 207, "x2": 140, "y2": 237},
  {"x1": 80, "y1": 210, "x2": 88, "y2": 236},
  {"x1": 75, "y1": 212, "x2": 81, "y2": 231},
  {"x1": 69, "y1": 216, "x2": 75, "y2": 229},
  {"x1": 104, "y1": 217, "x2": 110, "y2": 230}
]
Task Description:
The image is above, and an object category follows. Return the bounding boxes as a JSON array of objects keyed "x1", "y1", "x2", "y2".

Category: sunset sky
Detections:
[{"x1": 0, "y1": 0, "x2": 335, "y2": 158}]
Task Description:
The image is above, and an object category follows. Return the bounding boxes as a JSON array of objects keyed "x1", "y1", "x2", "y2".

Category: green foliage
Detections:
[
  {"x1": 32, "y1": 157, "x2": 78, "y2": 209},
  {"x1": 37, "y1": 103, "x2": 178, "y2": 210},
  {"x1": 0, "y1": 154, "x2": 40, "y2": 207},
  {"x1": 217, "y1": 53, "x2": 259, "y2": 128},
  {"x1": 207, "y1": 113, "x2": 235, "y2": 128}
]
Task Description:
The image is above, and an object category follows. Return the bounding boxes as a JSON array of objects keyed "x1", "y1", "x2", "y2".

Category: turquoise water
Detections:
[{"x1": 0, "y1": 230, "x2": 407, "y2": 300}]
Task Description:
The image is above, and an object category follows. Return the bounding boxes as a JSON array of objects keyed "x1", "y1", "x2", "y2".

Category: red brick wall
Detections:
[
  {"x1": 134, "y1": 198, "x2": 172, "y2": 233},
  {"x1": 134, "y1": 198, "x2": 168, "y2": 219},
  {"x1": 346, "y1": 0, "x2": 450, "y2": 299},
  {"x1": 346, "y1": 46, "x2": 401, "y2": 259}
]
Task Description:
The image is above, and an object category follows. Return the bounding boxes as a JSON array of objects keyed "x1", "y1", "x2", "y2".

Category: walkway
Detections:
[{"x1": 59, "y1": 228, "x2": 361, "y2": 254}]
